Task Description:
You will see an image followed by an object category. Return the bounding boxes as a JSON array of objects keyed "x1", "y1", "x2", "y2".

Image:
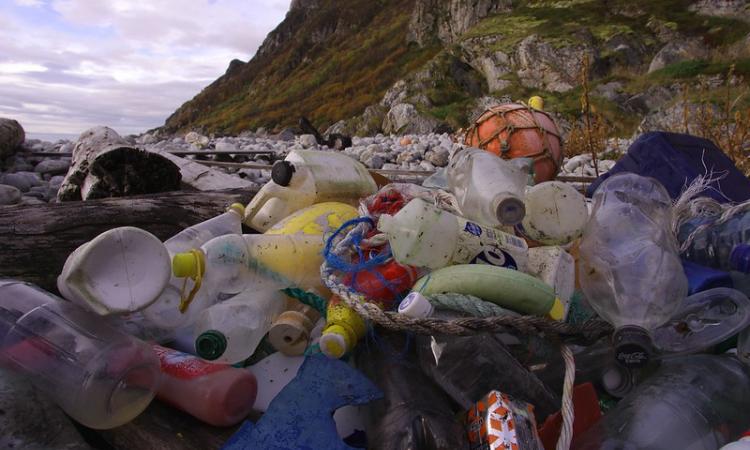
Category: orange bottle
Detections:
[{"x1": 153, "y1": 345, "x2": 257, "y2": 427}]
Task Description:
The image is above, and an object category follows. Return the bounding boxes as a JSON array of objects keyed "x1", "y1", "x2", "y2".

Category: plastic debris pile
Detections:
[{"x1": 4, "y1": 101, "x2": 750, "y2": 450}]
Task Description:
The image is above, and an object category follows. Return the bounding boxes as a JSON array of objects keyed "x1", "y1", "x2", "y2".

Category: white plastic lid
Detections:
[
  {"x1": 319, "y1": 332, "x2": 347, "y2": 359},
  {"x1": 58, "y1": 227, "x2": 171, "y2": 315},
  {"x1": 398, "y1": 292, "x2": 434, "y2": 318}
]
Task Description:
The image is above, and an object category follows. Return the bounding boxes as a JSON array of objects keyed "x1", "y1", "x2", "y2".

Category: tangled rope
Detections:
[{"x1": 557, "y1": 344, "x2": 575, "y2": 450}]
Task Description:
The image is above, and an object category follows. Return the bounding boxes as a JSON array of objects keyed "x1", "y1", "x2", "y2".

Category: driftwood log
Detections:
[
  {"x1": 152, "y1": 149, "x2": 257, "y2": 191},
  {"x1": 0, "y1": 118, "x2": 25, "y2": 160},
  {"x1": 57, "y1": 126, "x2": 182, "y2": 201},
  {"x1": 0, "y1": 188, "x2": 258, "y2": 292}
]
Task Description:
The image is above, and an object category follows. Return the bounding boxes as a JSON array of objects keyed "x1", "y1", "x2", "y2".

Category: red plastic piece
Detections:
[{"x1": 537, "y1": 383, "x2": 602, "y2": 450}]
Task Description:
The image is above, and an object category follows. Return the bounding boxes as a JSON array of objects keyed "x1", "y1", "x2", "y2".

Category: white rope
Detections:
[{"x1": 556, "y1": 344, "x2": 575, "y2": 450}]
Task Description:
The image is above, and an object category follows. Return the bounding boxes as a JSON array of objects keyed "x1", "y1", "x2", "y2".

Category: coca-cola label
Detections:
[
  {"x1": 616, "y1": 349, "x2": 649, "y2": 369},
  {"x1": 153, "y1": 345, "x2": 229, "y2": 379}
]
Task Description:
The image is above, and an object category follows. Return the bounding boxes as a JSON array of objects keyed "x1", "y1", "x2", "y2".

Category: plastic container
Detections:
[
  {"x1": 652, "y1": 288, "x2": 750, "y2": 355},
  {"x1": 164, "y1": 203, "x2": 245, "y2": 254},
  {"x1": 579, "y1": 173, "x2": 688, "y2": 368},
  {"x1": 193, "y1": 289, "x2": 286, "y2": 364},
  {"x1": 721, "y1": 433, "x2": 750, "y2": 449},
  {"x1": 57, "y1": 227, "x2": 171, "y2": 315},
  {"x1": 153, "y1": 345, "x2": 257, "y2": 427},
  {"x1": 320, "y1": 296, "x2": 367, "y2": 359},
  {"x1": 527, "y1": 246, "x2": 575, "y2": 315},
  {"x1": 0, "y1": 280, "x2": 161, "y2": 429},
  {"x1": 267, "y1": 297, "x2": 322, "y2": 356},
  {"x1": 244, "y1": 150, "x2": 377, "y2": 232},
  {"x1": 575, "y1": 355, "x2": 750, "y2": 450},
  {"x1": 519, "y1": 181, "x2": 589, "y2": 245},
  {"x1": 446, "y1": 147, "x2": 527, "y2": 226},
  {"x1": 679, "y1": 212, "x2": 750, "y2": 274},
  {"x1": 264, "y1": 202, "x2": 359, "y2": 236},
  {"x1": 378, "y1": 197, "x2": 529, "y2": 271}
]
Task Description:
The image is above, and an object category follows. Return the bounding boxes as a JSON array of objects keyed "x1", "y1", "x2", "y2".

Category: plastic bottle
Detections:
[
  {"x1": 652, "y1": 288, "x2": 750, "y2": 356},
  {"x1": 575, "y1": 355, "x2": 750, "y2": 450},
  {"x1": 244, "y1": 150, "x2": 377, "y2": 232},
  {"x1": 721, "y1": 433, "x2": 750, "y2": 449},
  {"x1": 320, "y1": 296, "x2": 367, "y2": 359},
  {"x1": 153, "y1": 345, "x2": 257, "y2": 427},
  {"x1": 378, "y1": 197, "x2": 529, "y2": 271},
  {"x1": 679, "y1": 212, "x2": 750, "y2": 273},
  {"x1": 519, "y1": 181, "x2": 589, "y2": 245},
  {"x1": 264, "y1": 201, "x2": 359, "y2": 236},
  {"x1": 446, "y1": 147, "x2": 528, "y2": 226},
  {"x1": 0, "y1": 280, "x2": 161, "y2": 429},
  {"x1": 193, "y1": 289, "x2": 286, "y2": 364},
  {"x1": 579, "y1": 173, "x2": 688, "y2": 368},
  {"x1": 355, "y1": 330, "x2": 469, "y2": 450}
]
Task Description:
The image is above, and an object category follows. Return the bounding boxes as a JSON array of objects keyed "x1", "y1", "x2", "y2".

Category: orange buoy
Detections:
[{"x1": 464, "y1": 103, "x2": 563, "y2": 183}]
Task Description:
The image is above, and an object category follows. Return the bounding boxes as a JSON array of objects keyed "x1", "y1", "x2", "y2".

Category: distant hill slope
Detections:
[{"x1": 162, "y1": 0, "x2": 750, "y2": 138}]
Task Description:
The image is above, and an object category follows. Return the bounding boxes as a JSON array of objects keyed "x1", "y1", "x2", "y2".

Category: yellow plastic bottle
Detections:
[
  {"x1": 319, "y1": 296, "x2": 366, "y2": 359},
  {"x1": 265, "y1": 202, "x2": 358, "y2": 236}
]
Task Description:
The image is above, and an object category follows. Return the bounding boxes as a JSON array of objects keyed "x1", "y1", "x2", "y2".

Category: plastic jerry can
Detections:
[{"x1": 244, "y1": 150, "x2": 377, "y2": 232}]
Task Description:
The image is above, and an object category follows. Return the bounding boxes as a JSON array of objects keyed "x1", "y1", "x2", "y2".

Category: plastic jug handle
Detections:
[{"x1": 244, "y1": 184, "x2": 276, "y2": 223}]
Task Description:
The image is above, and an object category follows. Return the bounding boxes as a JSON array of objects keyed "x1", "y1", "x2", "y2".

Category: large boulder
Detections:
[
  {"x1": 382, "y1": 103, "x2": 441, "y2": 135},
  {"x1": 513, "y1": 34, "x2": 598, "y2": 93},
  {"x1": 689, "y1": 0, "x2": 750, "y2": 20},
  {"x1": 459, "y1": 36, "x2": 513, "y2": 92},
  {"x1": 0, "y1": 118, "x2": 25, "y2": 160},
  {"x1": 407, "y1": 0, "x2": 513, "y2": 45},
  {"x1": 648, "y1": 40, "x2": 709, "y2": 73}
]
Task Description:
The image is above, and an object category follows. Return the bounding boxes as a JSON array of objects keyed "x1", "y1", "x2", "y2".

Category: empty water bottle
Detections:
[
  {"x1": 579, "y1": 173, "x2": 688, "y2": 368},
  {"x1": 679, "y1": 211, "x2": 750, "y2": 273},
  {"x1": 575, "y1": 354, "x2": 750, "y2": 450},
  {"x1": 0, "y1": 280, "x2": 160, "y2": 429}
]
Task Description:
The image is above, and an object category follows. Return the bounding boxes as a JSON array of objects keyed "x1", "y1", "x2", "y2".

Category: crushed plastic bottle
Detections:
[
  {"x1": 575, "y1": 354, "x2": 750, "y2": 450},
  {"x1": 378, "y1": 197, "x2": 529, "y2": 271},
  {"x1": 679, "y1": 212, "x2": 750, "y2": 273},
  {"x1": 193, "y1": 289, "x2": 286, "y2": 364},
  {"x1": 0, "y1": 279, "x2": 161, "y2": 429},
  {"x1": 579, "y1": 173, "x2": 688, "y2": 368},
  {"x1": 446, "y1": 147, "x2": 528, "y2": 226}
]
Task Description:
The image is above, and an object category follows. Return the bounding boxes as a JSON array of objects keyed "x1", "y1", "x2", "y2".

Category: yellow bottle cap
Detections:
[
  {"x1": 173, "y1": 252, "x2": 199, "y2": 278},
  {"x1": 320, "y1": 324, "x2": 351, "y2": 359},
  {"x1": 548, "y1": 297, "x2": 566, "y2": 321},
  {"x1": 228, "y1": 203, "x2": 245, "y2": 216},
  {"x1": 529, "y1": 96, "x2": 544, "y2": 110},
  {"x1": 327, "y1": 304, "x2": 366, "y2": 339}
]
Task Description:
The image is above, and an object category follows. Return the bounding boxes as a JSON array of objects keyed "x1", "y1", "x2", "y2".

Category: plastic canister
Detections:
[
  {"x1": 319, "y1": 296, "x2": 366, "y2": 359},
  {"x1": 244, "y1": 150, "x2": 377, "y2": 232},
  {"x1": 519, "y1": 181, "x2": 589, "y2": 245},
  {"x1": 265, "y1": 202, "x2": 359, "y2": 236},
  {"x1": 57, "y1": 227, "x2": 171, "y2": 315}
]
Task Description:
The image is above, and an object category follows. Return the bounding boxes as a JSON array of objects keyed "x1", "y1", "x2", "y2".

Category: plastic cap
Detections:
[
  {"x1": 496, "y1": 197, "x2": 526, "y2": 225},
  {"x1": 613, "y1": 326, "x2": 653, "y2": 369},
  {"x1": 320, "y1": 325, "x2": 350, "y2": 359},
  {"x1": 529, "y1": 96, "x2": 544, "y2": 110},
  {"x1": 731, "y1": 244, "x2": 750, "y2": 273},
  {"x1": 547, "y1": 298, "x2": 565, "y2": 321},
  {"x1": 271, "y1": 161, "x2": 296, "y2": 186},
  {"x1": 172, "y1": 252, "x2": 200, "y2": 278},
  {"x1": 195, "y1": 330, "x2": 228, "y2": 360},
  {"x1": 398, "y1": 292, "x2": 434, "y2": 318},
  {"x1": 228, "y1": 203, "x2": 245, "y2": 217}
]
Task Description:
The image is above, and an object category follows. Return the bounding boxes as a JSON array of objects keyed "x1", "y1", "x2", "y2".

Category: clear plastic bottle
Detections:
[
  {"x1": 446, "y1": 147, "x2": 528, "y2": 226},
  {"x1": 193, "y1": 289, "x2": 286, "y2": 364},
  {"x1": 575, "y1": 355, "x2": 750, "y2": 450},
  {"x1": 0, "y1": 280, "x2": 161, "y2": 429},
  {"x1": 378, "y1": 197, "x2": 529, "y2": 271},
  {"x1": 579, "y1": 173, "x2": 688, "y2": 368},
  {"x1": 679, "y1": 212, "x2": 750, "y2": 273}
]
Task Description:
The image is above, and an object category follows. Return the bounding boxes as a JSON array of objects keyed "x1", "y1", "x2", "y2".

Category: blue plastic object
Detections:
[
  {"x1": 682, "y1": 260, "x2": 733, "y2": 295},
  {"x1": 222, "y1": 354, "x2": 383, "y2": 450},
  {"x1": 587, "y1": 132, "x2": 750, "y2": 203}
]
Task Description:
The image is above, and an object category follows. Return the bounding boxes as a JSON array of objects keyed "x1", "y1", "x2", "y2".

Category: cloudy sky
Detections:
[{"x1": 0, "y1": 0, "x2": 290, "y2": 139}]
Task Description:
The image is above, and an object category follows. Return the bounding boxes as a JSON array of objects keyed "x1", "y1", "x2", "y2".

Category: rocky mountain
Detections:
[{"x1": 162, "y1": 0, "x2": 750, "y2": 140}]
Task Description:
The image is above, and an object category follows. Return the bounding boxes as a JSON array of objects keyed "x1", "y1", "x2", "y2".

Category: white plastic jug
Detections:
[
  {"x1": 447, "y1": 147, "x2": 527, "y2": 226},
  {"x1": 377, "y1": 198, "x2": 528, "y2": 271},
  {"x1": 244, "y1": 150, "x2": 377, "y2": 232},
  {"x1": 57, "y1": 227, "x2": 171, "y2": 315},
  {"x1": 520, "y1": 181, "x2": 589, "y2": 245}
]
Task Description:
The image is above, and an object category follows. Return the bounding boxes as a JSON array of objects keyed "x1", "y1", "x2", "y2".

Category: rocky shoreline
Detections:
[{"x1": 0, "y1": 129, "x2": 624, "y2": 207}]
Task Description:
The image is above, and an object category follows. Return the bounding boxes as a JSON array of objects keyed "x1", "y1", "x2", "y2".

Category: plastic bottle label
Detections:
[
  {"x1": 154, "y1": 345, "x2": 229, "y2": 380},
  {"x1": 455, "y1": 220, "x2": 527, "y2": 270}
]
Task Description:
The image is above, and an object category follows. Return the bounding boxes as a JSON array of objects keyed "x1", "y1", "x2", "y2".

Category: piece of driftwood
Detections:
[
  {"x1": 0, "y1": 188, "x2": 257, "y2": 292},
  {"x1": 58, "y1": 126, "x2": 182, "y2": 201},
  {"x1": 151, "y1": 149, "x2": 258, "y2": 191},
  {"x1": 94, "y1": 400, "x2": 244, "y2": 450},
  {"x1": 0, "y1": 117, "x2": 25, "y2": 160}
]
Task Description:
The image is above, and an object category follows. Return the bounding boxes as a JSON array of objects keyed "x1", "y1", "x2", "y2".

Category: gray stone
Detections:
[
  {"x1": 215, "y1": 140, "x2": 239, "y2": 152},
  {"x1": 382, "y1": 103, "x2": 441, "y2": 135},
  {"x1": 0, "y1": 184, "x2": 21, "y2": 205},
  {"x1": 20, "y1": 196, "x2": 46, "y2": 205},
  {"x1": 625, "y1": 85, "x2": 676, "y2": 113},
  {"x1": 689, "y1": 0, "x2": 750, "y2": 20},
  {"x1": 419, "y1": 160, "x2": 436, "y2": 171},
  {"x1": 426, "y1": 146, "x2": 450, "y2": 167},
  {"x1": 59, "y1": 142, "x2": 74, "y2": 153},
  {"x1": 299, "y1": 134, "x2": 318, "y2": 148},
  {"x1": 407, "y1": 0, "x2": 513, "y2": 45},
  {"x1": 514, "y1": 34, "x2": 598, "y2": 93},
  {"x1": 34, "y1": 159, "x2": 71, "y2": 175},
  {"x1": 26, "y1": 185, "x2": 50, "y2": 200},
  {"x1": 1, "y1": 172, "x2": 42, "y2": 192},
  {"x1": 275, "y1": 128, "x2": 296, "y2": 142},
  {"x1": 0, "y1": 118, "x2": 24, "y2": 160},
  {"x1": 648, "y1": 40, "x2": 709, "y2": 73},
  {"x1": 184, "y1": 131, "x2": 210, "y2": 148},
  {"x1": 363, "y1": 154, "x2": 385, "y2": 169},
  {"x1": 593, "y1": 81, "x2": 626, "y2": 104}
]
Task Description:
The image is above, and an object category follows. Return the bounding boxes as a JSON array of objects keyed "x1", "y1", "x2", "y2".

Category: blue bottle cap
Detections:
[{"x1": 730, "y1": 244, "x2": 750, "y2": 273}]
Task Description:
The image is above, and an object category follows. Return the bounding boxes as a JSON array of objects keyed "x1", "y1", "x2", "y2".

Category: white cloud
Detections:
[{"x1": 0, "y1": 0, "x2": 290, "y2": 137}]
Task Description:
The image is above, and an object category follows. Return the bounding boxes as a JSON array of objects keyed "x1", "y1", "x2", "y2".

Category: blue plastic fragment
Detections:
[{"x1": 222, "y1": 353, "x2": 383, "y2": 450}]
